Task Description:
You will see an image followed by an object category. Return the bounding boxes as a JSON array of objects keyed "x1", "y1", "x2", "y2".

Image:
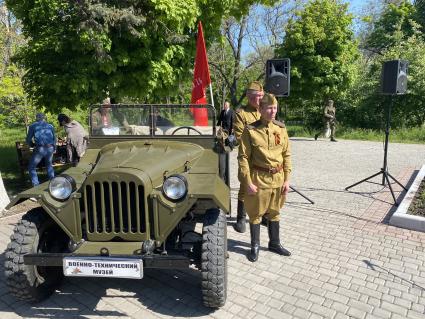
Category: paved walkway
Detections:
[{"x1": 0, "y1": 138, "x2": 424, "y2": 319}]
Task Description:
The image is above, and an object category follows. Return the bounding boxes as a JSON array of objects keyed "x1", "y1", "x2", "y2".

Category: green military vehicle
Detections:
[{"x1": 5, "y1": 104, "x2": 230, "y2": 308}]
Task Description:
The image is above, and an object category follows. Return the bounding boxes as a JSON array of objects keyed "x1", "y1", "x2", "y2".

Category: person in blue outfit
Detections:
[{"x1": 26, "y1": 113, "x2": 57, "y2": 186}]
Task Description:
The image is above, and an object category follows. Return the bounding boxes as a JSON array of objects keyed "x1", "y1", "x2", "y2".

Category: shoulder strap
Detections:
[
  {"x1": 247, "y1": 119, "x2": 262, "y2": 129},
  {"x1": 272, "y1": 119, "x2": 286, "y2": 128}
]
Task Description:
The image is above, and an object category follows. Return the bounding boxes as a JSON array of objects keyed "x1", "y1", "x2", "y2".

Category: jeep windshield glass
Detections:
[{"x1": 90, "y1": 105, "x2": 215, "y2": 137}]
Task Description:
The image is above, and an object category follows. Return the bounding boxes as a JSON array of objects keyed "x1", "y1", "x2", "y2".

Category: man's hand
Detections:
[
  {"x1": 281, "y1": 181, "x2": 290, "y2": 195},
  {"x1": 247, "y1": 183, "x2": 258, "y2": 195}
]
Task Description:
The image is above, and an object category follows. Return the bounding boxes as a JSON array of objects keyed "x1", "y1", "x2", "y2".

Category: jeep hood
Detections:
[{"x1": 92, "y1": 140, "x2": 205, "y2": 183}]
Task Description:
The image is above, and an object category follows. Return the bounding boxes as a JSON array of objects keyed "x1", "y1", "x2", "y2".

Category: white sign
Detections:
[
  {"x1": 63, "y1": 257, "x2": 143, "y2": 279},
  {"x1": 102, "y1": 127, "x2": 120, "y2": 135}
]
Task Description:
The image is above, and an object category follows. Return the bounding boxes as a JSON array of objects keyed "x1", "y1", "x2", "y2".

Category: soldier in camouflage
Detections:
[
  {"x1": 238, "y1": 93, "x2": 292, "y2": 262},
  {"x1": 314, "y1": 99, "x2": 337, "y2": 142},
  {"x1": 233, "y1": 81, "x2": 264, "y2": 233}
]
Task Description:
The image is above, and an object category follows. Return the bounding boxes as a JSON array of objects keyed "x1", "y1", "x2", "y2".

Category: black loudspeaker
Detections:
[
  {"x1": 381, "y1": 60, "x2": 408, "y2": 95},
  {"x1": 265, "y1": 59, "x2": 290, "y2": 97}
]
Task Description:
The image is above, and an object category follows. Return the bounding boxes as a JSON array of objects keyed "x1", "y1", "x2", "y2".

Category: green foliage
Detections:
[
  {"x1": 275, "y1": 0, "x2": 359, "y2": 127},
  {"x1": 415, "y1": 0, "x2": 425, "y2": 32},
  {"x1": 365, "y1": 1, "x2": 416, "y2": 53},
  {"x1": 338, "y1": 126, "x2": 425, "y2": 144},
  {"x1": 0, "y1": 127, "x2": 31, "y2": 195},
  {"x1": 7, "y1": 0, "x2": 277, "y2": 112},
  {"x1": 0, "y1": 65, "x2": 36, "y2": 129},
  {"x1": 339, "y1": 21, "x2": 425, "y2": 130}
]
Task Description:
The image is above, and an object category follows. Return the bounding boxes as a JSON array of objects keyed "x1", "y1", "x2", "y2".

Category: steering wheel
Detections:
[{"x1": 171, "y1": 126, "x2": 203, "y2": 135}]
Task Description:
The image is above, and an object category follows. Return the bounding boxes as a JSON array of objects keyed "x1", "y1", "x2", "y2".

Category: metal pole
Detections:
[
  {"x1": 209, "y1": 83, "x2": 214, "y2": 108},
  {"x1": 382, "y1": 95, "x2": 393, "y2": 185}
]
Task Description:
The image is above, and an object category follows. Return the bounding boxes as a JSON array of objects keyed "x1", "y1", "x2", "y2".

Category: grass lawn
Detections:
[
  {"x1": 287, "y1": 125, "x2": 425, "y2": 144},
  {"x1": 0, "y1": 127, "x2": 31, "y2": 196}
]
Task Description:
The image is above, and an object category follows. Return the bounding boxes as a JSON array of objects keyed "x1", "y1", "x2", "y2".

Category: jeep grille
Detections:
[{"x1": 83, "y1": 181, "x2": 146, "y2": 234}]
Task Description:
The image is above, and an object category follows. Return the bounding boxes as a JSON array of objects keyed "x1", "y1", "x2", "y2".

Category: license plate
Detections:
[{"x1": 63, "y1": 257, "x2": 143, "y2": 279}]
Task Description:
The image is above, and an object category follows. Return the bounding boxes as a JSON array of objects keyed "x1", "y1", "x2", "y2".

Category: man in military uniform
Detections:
[
  {"x1": 233, "y1": 81, "x2": 264, "y2": 233},
  {"x1": 238, "y1": 93, "x2": 292, "y2": 262},
  {"x1": 314, "y1": 99, "x2": 337, "y2": 142}
]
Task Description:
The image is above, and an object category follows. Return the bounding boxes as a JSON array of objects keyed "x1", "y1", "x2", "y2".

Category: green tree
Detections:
[
  {"x1": 6, "y1": 0, "x2": 277, "y2": 112},
  {"x1": 0, "y1": 2, "x2": 35, "y2": 130},
  {"x1": 348, "y1": 29, "x2": 425, "y2": 129},
  {"x1": 0, "y1": 65, "x2": 35, "y2": 130},
  {"x1": 414, "y1": 0, "x2": 425, "y2": 33},
  {"x1": 275, "y1": 0, "x2": 359, "y2": 127},
  {"x1": 365, "y1": 1, "x2": 416, "y2": 54}
]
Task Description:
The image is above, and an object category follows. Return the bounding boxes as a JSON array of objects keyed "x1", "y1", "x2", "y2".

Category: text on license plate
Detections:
[{"x1": 63, "y1": 257, "x2": 143, "y2": 279}]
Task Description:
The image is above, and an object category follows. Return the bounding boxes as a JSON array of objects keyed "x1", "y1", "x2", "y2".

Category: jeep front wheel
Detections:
[
  {"x1": 5, "y1": 208, "x2": 68, "y2": 302},
  {"x1": 201, "y1": 208, "x2": 227, "y2": 308}
]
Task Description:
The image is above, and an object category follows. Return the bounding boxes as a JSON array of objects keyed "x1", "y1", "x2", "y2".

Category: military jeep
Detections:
[{"x1": 5, "y1": 104, "x2": 230, "y2": 308}]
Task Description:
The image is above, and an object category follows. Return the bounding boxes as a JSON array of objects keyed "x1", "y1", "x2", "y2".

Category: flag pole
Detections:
[{"x1": 209, "y1": 83, "x2": 214, "y2": 107}]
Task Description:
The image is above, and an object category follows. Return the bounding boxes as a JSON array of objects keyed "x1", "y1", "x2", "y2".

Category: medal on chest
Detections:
[{"x1": 273, "y1": 132, "x2": 281, "y2": 145}]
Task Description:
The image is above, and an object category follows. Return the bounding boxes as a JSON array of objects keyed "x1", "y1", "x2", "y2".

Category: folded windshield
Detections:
[{"x1": 90, "y1": 105, "x2": 215, "y2": 137}]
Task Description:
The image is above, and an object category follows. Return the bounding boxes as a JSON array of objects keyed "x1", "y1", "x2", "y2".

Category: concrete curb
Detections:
[{"x1": 389, "y1": 164, "x2": 425, "y2": 232}]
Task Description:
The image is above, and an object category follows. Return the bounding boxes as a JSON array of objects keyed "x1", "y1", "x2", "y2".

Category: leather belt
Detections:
[{"x1": 252, "y1": 164, "x2": 283, "y2": 174}]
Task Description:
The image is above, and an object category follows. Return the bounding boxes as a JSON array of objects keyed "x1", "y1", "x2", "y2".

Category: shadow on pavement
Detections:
[
  {"x1": 286, "y1": 202, "x2": 386, "y2": 224},
  {"x1": 0, "y1": 251, "x2": 215, "y2": 318},
  {"x1": 343, "y1": 169, "x2": 417, "y2": 207},
  {"x1": 363, "y1": 259, "x2": 425, "y2": 291}
]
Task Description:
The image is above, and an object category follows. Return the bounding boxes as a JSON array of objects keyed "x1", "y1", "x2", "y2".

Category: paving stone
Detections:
[
  {"x1": 371, "y1": 307, "x2": 392, "y2": 319},
  {"x1": 309, "y1": 303, "x2": 336, "y2": 318},
  {"x1": 406, "y1": 310, "x2": 425, "y2": 319},
  {"x1": 380, "y1": 301, "x2": 408, "y2": 317},
  {"x1": 346, "y1": 306, "x2": 367, "y2": 319}
]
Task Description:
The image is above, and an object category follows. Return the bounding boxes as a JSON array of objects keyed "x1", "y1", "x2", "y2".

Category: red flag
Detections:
[{"x1": 191, "y1": 21, "x2": 210, "y2": 126}]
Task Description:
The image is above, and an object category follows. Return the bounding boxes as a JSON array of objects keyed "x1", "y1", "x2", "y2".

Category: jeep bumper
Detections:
[{"x1": 23, "y1": 253, "x2": 190, "y2": 269}]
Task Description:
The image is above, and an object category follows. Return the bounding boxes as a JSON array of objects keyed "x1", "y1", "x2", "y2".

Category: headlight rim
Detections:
[
  {"x1": 48, "y1": 174, "x2": 77, "y2": 201},
  {"x1": 162, "y1": 174, "x2": 188, "y2": 202}
]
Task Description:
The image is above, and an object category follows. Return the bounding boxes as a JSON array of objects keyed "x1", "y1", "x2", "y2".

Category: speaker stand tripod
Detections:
[
  {"x1": 290, "y1": 185, "x2": 314, "y2": 204},
  {"x1": 345, "y1": 96, "x2": 407, "y2": 205}
]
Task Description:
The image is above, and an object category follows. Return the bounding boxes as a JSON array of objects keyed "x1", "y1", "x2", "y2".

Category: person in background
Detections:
[
  {"x1": 238, "y1": 93, "x2": 292, "y2": 262},
  {"x1": 314, "y1": 99, "x2": 337, "y2": 142},
  {"x1": 26, "y1": 113, "x2": 56, "y2": 186},
  {"x1": 233, "y1": 81, "x2": 264, "y2": 233},
  {"x1": 57, "y1": 114, "x2": 88, "y2": 164},
  {"x1": 217, "y1": 101, "x2": 234, "y2": 134},
  {"x1": 91, "y1": 97, "x2": 113, "y2": 134}
]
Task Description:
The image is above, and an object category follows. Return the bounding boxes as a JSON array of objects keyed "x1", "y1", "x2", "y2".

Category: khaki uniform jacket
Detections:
[
  {"x1": 233, "y1": 104, "x2": 261, "y2": 142},
  {"x1": 324, "y1": 105, "x2": 336, "y2": 123},
  {"x1": 238, "y1": 119, "x2": 292, "y2": 189}
]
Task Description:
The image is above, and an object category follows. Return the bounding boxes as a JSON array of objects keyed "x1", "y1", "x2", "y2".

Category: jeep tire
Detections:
[
  {"x1": 5, "y1": 208, "x2": 67, "y2": 302},
  {"x1": 201, "y1": 208, "x2": 228, "y2": 308}
]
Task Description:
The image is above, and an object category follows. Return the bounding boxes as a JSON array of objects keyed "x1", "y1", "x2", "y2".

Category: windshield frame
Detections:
[{"x1": 89, "y1": 104, "x2": 217, "y2": 139}]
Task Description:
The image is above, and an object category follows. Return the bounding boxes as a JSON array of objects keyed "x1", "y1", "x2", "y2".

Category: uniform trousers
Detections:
[{"x1": 245, "y1": 187, "x2": 285, "y2": 224}]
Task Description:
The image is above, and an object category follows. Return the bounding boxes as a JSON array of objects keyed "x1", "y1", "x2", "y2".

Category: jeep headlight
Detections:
[
  {"x1": 162, "y1": 175, "x2": 187, "y2": 201},
  {"x1": 49, "y1": 174, "x2": 76, "y2": 201}
]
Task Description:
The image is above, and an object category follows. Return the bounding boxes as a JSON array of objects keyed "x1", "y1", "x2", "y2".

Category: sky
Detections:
[{"x1": 347, "y1": 0, "x2": 367, "y2": 13}]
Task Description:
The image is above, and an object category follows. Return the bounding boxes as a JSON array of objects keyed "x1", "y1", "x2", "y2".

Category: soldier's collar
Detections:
[
  {"x1": 260, "y1": 118, "x2": 272, "y2": 126},
  {"x1": 246, "y1": 103, "x2": 259, "y2": 111}
]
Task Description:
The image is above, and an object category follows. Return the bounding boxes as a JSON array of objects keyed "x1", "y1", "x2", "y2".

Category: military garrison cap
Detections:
[
  {"x1": 260, "y1": 93, "x2": 278, "y2": 108},
  {"x1": 246, "y1": 81, "x2": 263, "y2": 93}
]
